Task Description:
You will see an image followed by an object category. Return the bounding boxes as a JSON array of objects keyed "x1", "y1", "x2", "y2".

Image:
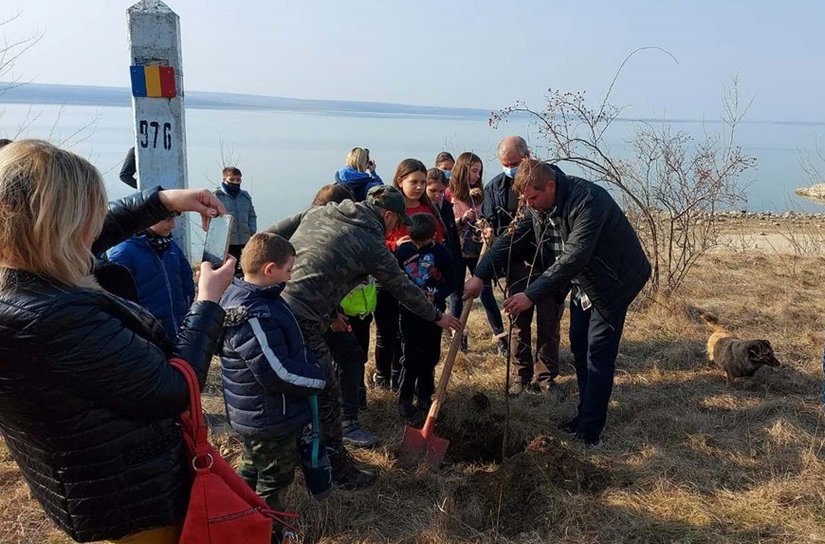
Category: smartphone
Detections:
[{"x1": 202, "y1": 215, "x2": 234, "y2": 268}]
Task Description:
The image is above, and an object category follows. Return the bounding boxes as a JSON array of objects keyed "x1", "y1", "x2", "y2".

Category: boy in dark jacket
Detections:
[
  {"x1": 106, "y1": 216, "x2": 195, "y2": 340},
  {"x1": 218, "y1": 232, "x2": 329, "y2": 514},
  {"x1": 395, "y1": 214, "x2": 457, "y2": 419}
]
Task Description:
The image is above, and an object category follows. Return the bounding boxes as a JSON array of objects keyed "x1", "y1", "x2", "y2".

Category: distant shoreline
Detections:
[{"x1": 3, "y1": 82, "x2": 825, "y2": 127}]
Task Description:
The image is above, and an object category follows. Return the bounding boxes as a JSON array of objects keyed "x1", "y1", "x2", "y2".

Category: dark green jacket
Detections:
[{"x1": 267, "y1": 201, "x2": 439, "y2": 323}]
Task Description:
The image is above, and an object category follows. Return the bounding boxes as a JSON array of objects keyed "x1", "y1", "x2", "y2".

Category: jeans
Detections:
[
  {"x1": 569, "y1": 300, "x2": 628, "y2": 441},
  {"x1": 449, "y1": 256, "x2": 504, "y2": 335}
]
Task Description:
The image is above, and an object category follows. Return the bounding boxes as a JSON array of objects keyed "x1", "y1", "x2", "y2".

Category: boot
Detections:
[{"x1": 328, "y1": 446, "x2": 377, "y2": 490}]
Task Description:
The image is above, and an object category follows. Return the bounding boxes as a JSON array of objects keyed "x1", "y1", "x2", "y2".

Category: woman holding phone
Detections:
[{"x1": 0, "y1": 140, "x2": 236, "y2": 543}]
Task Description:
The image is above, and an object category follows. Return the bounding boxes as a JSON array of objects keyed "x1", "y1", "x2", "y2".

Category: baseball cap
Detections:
[{"x1": 367, "y1": 185, "x2": 413, "y2": 226}]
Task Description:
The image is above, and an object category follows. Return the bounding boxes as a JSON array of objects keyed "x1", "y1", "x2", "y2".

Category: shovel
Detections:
[{"x1": 398, "y1": 300, "x2": 474, "y2": 469}]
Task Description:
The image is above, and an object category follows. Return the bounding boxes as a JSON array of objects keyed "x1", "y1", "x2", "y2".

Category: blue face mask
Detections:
[
  {"x1": 503, "y1": 166, "x2": 518, "y2": 178},
  {"x1": 442, "y1": 170, "x2": 452, "y2": 180}
]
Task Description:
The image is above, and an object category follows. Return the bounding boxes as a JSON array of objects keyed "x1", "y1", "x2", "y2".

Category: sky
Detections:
[{"x1": 2, "y1": 0, "x2": 824, "y2": 123}]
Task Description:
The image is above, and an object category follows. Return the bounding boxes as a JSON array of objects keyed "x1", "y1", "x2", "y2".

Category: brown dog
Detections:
[{"x1": 699, "y1": 311, "x2": 781, "y2": 385}]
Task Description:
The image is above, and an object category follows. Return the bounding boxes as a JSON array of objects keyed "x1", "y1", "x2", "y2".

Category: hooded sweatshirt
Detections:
[{"x1": 334, "y1": 167, "x2": 384, "y2": 202}]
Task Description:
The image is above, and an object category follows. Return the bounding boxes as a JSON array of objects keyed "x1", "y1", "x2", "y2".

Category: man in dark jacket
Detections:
[
  {"x1": 481, "y1": 136, "x2": 566, "y2": 395},
  {"x1": 467, "y1": 159, "x2": 651, "y2": 448},
  {"x1": 267, "y1": 185, "x2": 462, "y2": 488}
]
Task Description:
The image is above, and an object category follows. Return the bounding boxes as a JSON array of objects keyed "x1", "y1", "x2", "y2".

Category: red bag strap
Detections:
[{"x1": 169, "y1": 358, "x2": 210, "y2": 462}]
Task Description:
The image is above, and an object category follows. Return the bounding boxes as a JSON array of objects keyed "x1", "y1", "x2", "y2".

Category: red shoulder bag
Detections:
[{"x1": 170, "y1": 358, "x2": 300, "y2": 543}]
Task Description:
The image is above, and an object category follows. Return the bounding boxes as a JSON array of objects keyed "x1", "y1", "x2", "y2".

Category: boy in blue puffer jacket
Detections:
[
  {"x1": 218, "y1": 232, "x2": 329, "y2": 516},
  {"x1": 106, "y1": 216, "x2": 194, "y2": 340}
]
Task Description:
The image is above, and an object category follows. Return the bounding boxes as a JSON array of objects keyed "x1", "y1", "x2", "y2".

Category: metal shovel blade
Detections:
[{"x1": 398, "y1": 421, "x2": 450, "y2": 469}]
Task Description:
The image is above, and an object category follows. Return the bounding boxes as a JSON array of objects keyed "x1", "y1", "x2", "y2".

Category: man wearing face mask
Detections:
[
  {"x1": 481, "y1": 136, "x2": 567, "y2": 396},
  {"x1": 214, "y1": 166, "x2": 258, "y2": 271}
]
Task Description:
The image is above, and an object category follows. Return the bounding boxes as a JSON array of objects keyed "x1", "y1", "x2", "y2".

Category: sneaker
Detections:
[
  {"x1": 329, "y1": 447, "x2": 377, "y2": 490},
  {"x1": 342, "y1": 419, "x2": 379, "y2": 448},
  {"x1": 372, "y1": 373, "x2": 391, "y2": 390},
  {"x1": 398, "y1": 399, "x2": 420, "y2": 421},
  {"x1": 557, "y1": 417, "x2": 579, "y2": 436}
]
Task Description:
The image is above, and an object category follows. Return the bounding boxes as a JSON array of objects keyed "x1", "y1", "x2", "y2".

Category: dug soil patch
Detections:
[
  {"x1": 453, "y1": 435, "x2": 611, "y2": 536},
  {"x1": 434, "y1": 393, "x2": 527, "y2": 464},
  {"x1": 440, "y1": 415, "x2": 526, "y2": 464}
]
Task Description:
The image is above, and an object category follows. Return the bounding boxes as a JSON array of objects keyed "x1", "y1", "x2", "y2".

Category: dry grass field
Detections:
[{"x1": 2, "y1": 218, "x2": 825, "y2": 543}]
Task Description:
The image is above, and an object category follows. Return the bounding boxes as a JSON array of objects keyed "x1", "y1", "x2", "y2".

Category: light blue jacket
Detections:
[{"x1": 214, "y1": 188, "x2": 258, "y2": 245}]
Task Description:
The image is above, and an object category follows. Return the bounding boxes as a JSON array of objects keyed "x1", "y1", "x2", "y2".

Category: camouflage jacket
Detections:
[{"x1": 266, "y1": 201, "x2": 439, "y2": 324}]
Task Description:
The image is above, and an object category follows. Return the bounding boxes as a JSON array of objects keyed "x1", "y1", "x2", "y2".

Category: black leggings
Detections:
[{"x1": 373, "y1": 290, "x2": 401, "y2": 384}]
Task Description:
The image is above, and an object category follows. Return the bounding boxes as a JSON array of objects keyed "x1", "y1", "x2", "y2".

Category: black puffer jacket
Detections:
[
  {"x1": 476, "y1": 172, "x2": 651, "y2": 321},
  {"x1": 0, "y1": 187, "x2": 225, "y2": 542}
]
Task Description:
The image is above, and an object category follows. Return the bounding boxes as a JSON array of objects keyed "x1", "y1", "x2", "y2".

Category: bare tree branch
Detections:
[{"x1": 492, "y1": 69, "x2": 755, "y2": 296}]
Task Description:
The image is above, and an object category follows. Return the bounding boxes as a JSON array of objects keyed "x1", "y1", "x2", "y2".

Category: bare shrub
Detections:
[{"x1": 491, "y1": 49, "x2": 756, "y2": 296}]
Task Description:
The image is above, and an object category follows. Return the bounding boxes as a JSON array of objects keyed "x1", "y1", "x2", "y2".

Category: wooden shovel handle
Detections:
[{"x1": 421, "y1": 300, "x2": 473, "y2": 437}]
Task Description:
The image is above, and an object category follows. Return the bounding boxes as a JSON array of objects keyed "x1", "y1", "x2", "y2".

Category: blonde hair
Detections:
[
  {"x1": 345, "y1": 147, "x2": 370, "y2": 172},
  {"x1": 0, "y1": 139, "x2": 107, "y2": 289}
]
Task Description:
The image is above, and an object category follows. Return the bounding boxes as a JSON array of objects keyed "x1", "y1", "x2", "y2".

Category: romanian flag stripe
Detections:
[
  {"x1": 129, "y1": 66, "x2": 146, "y2": 97},
  {"x1": 130, "y1": 65, "x2": 177, "y2": 98},
  {"x1": 144, "y1": 66, "x2": 161, "y2": 97},
  {"x1": 158, "y1": 66, "x2": 176, "y2": 97}
]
